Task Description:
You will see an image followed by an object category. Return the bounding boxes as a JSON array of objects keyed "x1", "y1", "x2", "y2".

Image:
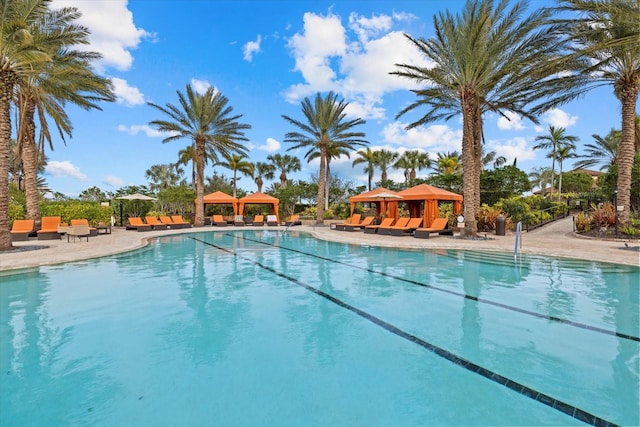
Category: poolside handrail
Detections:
[{"x1": 514, "y1": 221, "x2": 522, "y2": 259}]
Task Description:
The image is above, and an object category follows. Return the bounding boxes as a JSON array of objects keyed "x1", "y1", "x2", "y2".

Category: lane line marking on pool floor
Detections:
[
  {"x1": 228, "y1": 234, "x2": 639, "y2": 343},
  {"x1": 191, "y1": 235, "x2": 619, "y2": 427}
]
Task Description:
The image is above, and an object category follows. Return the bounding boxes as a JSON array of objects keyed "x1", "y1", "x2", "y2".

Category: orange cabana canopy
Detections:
[
  {"x1": 199, "y1": 191, "x2": 238, "y2": 214},
  {"x1": 397, "y1": 184, "x2": 463, "y2": 227},
  {"x1": 349, "y1": 187, "x2": 401, "y2": 221},
  {"x1": 238, "y1": 192, "x2": 280, "y2": 221}
]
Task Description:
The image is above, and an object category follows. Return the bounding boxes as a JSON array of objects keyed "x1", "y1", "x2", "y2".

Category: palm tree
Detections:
[
  {"x1": 253, "y1": 161, "x2": 275, "y2": 193},
  {"x1": 554, "y1": 143, "x2": 579, "y2": 197},
  {"x1": 373, "y1": 149, "x2": 398, "y2": 183},
  {"x1": 0, "y1": 0, "x2": 60, "y2": 249},
  {"x1": 148, "y1": 84, "x2": 250, "y2": 226},
  {"x1": 145, "y1": 163, "x2": 184, "y2": 193},
  {"x1": 392, "y1": 0, "x2": 587, "y2": 235},
  {"x1": 396, "y1": 150, "x2": 431, "y2": 185},
  {"x1": 481, "y1": 149, "x2": 507, "y2": 169},
  {"x1": 528, "y1": 166, "x2": 553, "y2": 193},
  {"x1": 574, "y1": 130, "x2": 620, "y2": 171},
  {"x1": 555, "y1": 0, "x2": 640, "y2": 225},
  {"x1": 433, "y1": 151, "x2": 463, "y2": 176},
  {"x1": 307, "y1": 140, "x2": 351, "y2": 209},
  {"x1": 352, "y1": 147, "x2": 378, "y2": 191},
  {"x1": 282, "y1": 92, "x2": 367, "y2": 223},
  {"x1": 266, "y1": 153, "x2": 301, "y2": 189},
  {"x1": 533, "y1": 126, "x2": 579, "y2": 199},
  {"x1": 216, "y1": 152, "x2": 254, "y2": 198},
  {"x1": 16, "y1": 7, "x2": 114, "y2": 222}
]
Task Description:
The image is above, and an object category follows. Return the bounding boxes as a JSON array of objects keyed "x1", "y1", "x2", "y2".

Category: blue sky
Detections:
[{"x1": 42, "y1": 0, "x2": 625, "y2": 197}]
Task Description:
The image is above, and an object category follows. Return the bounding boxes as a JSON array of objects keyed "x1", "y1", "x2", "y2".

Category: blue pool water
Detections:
[{"x1": 1, "y1": 230, "x2": 638, "y2": 426}]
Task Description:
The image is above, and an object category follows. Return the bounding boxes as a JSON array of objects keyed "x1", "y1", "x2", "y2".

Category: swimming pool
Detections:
[{"x1": 1, "y1": 230, "x2": 638, "y2": 426}]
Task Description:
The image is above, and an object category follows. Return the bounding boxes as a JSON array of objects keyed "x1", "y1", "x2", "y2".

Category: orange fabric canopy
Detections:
[
  {"x1": 238, "y1": 192, "x2": 279, "y2": 221},
  {"x1": 199, "y1": 191, "x2": 238, "y2": 214},
  {"x1": 397, "y1": 184, "x2": 463, "y2": 227},
  {"x1": 349, "y1": 187, "x2": 401, "y2": 220}
]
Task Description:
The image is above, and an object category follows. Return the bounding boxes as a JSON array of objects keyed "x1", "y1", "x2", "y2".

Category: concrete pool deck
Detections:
[{"x1": 1, "y1": 216, "x2": 638, "y2": 272}]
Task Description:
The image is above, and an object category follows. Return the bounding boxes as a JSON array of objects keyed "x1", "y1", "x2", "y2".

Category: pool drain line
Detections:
[
  {"x1": 191, "y1": 235, "x2": 618, "y2": 427},
  {"x1": 231, "y1": 234, "x2": 639, "y2": 343}
]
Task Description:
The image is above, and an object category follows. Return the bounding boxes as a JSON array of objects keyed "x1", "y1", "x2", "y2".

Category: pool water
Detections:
[{"x1": 1, "y1": 230, "x2": 638, "y2": 426}]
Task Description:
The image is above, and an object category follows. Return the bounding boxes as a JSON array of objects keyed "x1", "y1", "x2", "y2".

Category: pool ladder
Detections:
[{"x1": 514, "y1": 221, "x2": 522, "y2": 259}]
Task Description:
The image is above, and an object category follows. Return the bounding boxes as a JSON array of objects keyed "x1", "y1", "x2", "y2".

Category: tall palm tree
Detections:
[
  {"x1": 0, "y1": 0, "x2": 56, "y2": 249},
  {"x1": 282, "y1": 92, "x2": 367, "y2": 222},
  {"x1": 528, "y1": 166, "x2": 553, "y2": 193},
  {"x1": 16, "y1": 7, "x2": 114, "y2": 222},
  {"x1": 533, "y1": 126, "x2": 579, "y2": 199},
  {"x1": 216, "y1": 152, "x2": 254, "y2": 198},
  {"x1": 396, "y1": 150, "x2": 431, "y2": 185},
  {"x1": 352, "y1": 147, "x2": 377, "y2": 191},
  {"x1": 433, "y1": 151, "x2": 463, "y2": 176},
  {"x1": 574, "y1": 130, "x2": 620, "y2": 171},
  {"x1": 307, "y1": 140, "x2": 351, "y2": 209},
  {"x1": 148, "y1": 84, "x2": 250, "y2": 226},
  {"x1": 253, "y1": 161, "x2": 275, "y2": 193},
  {"x1": 555, "y1": 0, "x2": 640, "y2": 225},
  {"x1": 554, "y1": 143, "x2": 579, "y2": 197},
  {"x1": 145, "y1": 163, "x2": 184, "y2": 193},
  {"x1": 373, "y1": 149, "x2": 398, "y2": 183},
  {"x1": 266, "y1": 153, "x2": 301, "y2": 189},
  {"x1": 481, "y1": 149, "x2": 507, "y2": 169},
  {"x1": 392, "y1": 0, "x2": 587, "y2": 236}
]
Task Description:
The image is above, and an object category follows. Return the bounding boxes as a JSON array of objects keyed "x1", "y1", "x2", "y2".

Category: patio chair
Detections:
[
  {"x1": 234, "y1": 215, "x2": 246, "y2": 226},
  {"x1": 343, "y1": 215, "x2": 375, "y2": 232},
  {"x1": 146, "y1": 216, "x2": 169, "y2": 230},
  {"x1": 37, "y1": 216, "x2": 62, "y2": 240},
  {"x1": 212, "y1": 215, "x2": 228, "y2": 226},
  {"x1": 413, "y1": 218, "x2": 453, "y2": 239},
  {"x1": 10, "y1": 219, "x2": 35, "y2": 241},
  {"x1": 266, "y1": 215, "x2": 279, "y2": 226},
  {"x1": 389, "y1": 218, "x2": 424, "y2": 236},
  {"x1": 171, "y1": 215, "x2": 192, "y2": 228},
  {"x1": 378, "y1": 217, "x2": 409, "y2": 235},
  {"x1": 67, "y1": 224, "x2": 91, "y2": 242},
  {"x1": 126, "y1": 217, "x2": 152, "y2": 232},
  {"x1": 284, "y1": 214, "x2": 301, "y2": 226},
  {"x1": 334, "y1": 214, "x2": 361, "y2": 231},
  {"x1": 363, "y1": 217, "x2": 395, "y2": 234},
  {"x1": 70, "y1": 219, "x2": 98, "y2": 236},
  {"x1": 252, "y1": 215, "x2": 264, "y2": 226}
]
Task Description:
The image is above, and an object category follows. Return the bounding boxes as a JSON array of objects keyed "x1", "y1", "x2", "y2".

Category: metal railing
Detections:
[{"x1": 524, "y1": 204, "x2": 570, "y2": 232}]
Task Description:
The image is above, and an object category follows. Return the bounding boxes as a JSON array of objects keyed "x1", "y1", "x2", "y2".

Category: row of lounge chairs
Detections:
[
  {"x1": 333, "y1": 215, "x2": 453, "y2": 239},
  {"x1": 210, "y1": 214, "x2": 300, "y2": 227},
  {"x1": 10, "y1": 216, "x2": 108, "y2": 241},
  {"x1": 127, "y1": 215, "x2": 192, "y2": 231}
]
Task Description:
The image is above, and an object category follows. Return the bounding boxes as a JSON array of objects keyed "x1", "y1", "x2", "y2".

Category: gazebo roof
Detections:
[
  {"x1": 397, "y1": 184, "x2": 463, "y2": 201},
  {"x1": 238, "y1": 192, "x2": 279, "y2": 203},
  {"x1": 349, "y1": 187, "x2": 401, "y2": 203},
  {"x1": 201, "y1": 191, "x2": 238, "y2": 204}
]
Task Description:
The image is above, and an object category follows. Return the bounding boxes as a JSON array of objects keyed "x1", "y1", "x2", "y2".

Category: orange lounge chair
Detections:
[
  {"x1": 363, "y1": 217, "x2": 395, "y2": 234},
  {"x1": 252, "y1": 215, "x2": 264, "y2": 226},
  {"x1": 70, "y1": 219, "x2": 98, "y2": 236},
  {"x1": 37, "y1": 216, "x2": 62, "y2": 240},
  {"x1": 127, "y1": 217, "x2": 152, "y2": 232},
  {"x1": 11, "y1": 219, "x2": 35, "y2": 241},
  {"x1": 378, "y1": 217, "x2": 409, "y2": 235},
  {"x1": 284, "y1": 214, "x2": 301, "y2": 226},
  {"x1": 212, "y1": 215, "x2": 227, "y2": 226},
  {"x1": 389, "y1": 218, "x2": 424, "y2": 236},
  {"x1": 171, "y1": 215, "x2": 192, "y2": 228},
  {"x1": 344, "y1": 215, "x2": 375, "y2": 231},
  {"x1": 145, "y1": 216, "x2": 169, "y2": 230},
  {"x1": 413, "y1": 218, "x2": 453, "y2": 239},
  {"x1": 334, "y1": 214, "x2": 361, "y2": 231}
]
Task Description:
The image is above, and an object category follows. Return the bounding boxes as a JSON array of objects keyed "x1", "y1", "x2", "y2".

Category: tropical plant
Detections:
[
  {"x1": 481, "y1": 148, "x2": 507, "y2": 169},
  {"x1": 145, "y1": 163, "x2": 185, "y2": 193},
  {"x1": 352, "y1": 147, "x2": 378, "y2": 191},
  {"x1": 574, "y1": 129, "x2": 620, "y2": 171},
  {"x1": 253, "y1": 161, "x2": 275, "y2": 193},
  {"x1": 432, "y1": 151, "x2": 463, "y2": 176},
  {"x1": 555, "y1": 0, "x2": 640, "y2": 225},
  {"x1": 533, "y1": 126, "x2": 579, "y2": 200},
  {"x1": 79, "y1": 186, "x2": 109, "y2": 202},
  {"x1": 395, "y1": 150, "x2": 431, "y2": 187},
  {"x1": 148, "y1": 84, "x2": 250, "y2": 226},
  {"x1": 216, "y1": 152, "x2": 253, "y2": 198},
  {"x1": 528, "y1": 166, "x2": 553, "y2": 193},
  {"x1": 282, "y1": 92, "x2": 367, "y2": 223},
  {"x1": 267, "y1": 153, "x2": 301, "y2": 189},
  {"x1": 554, "y1": 142, "x2": 579, "y2": 197},
  {"x1": 373, "y1": 149, "x2": 399, "y2": 183},
  {"x1": 392, "y1": 0, "x2": 586, "y2": 236}
]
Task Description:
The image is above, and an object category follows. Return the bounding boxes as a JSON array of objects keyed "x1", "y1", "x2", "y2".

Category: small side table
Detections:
[{"x1": 96, "y1": 225, "x2": 111, "y2": 235}]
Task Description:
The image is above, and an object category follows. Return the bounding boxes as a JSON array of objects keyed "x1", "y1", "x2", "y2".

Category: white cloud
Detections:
[
  {"x1": 486, "y1": 137, "x2": 537, "y2": 163},
  {"x1": 51, "y1": 0, "x2": 152, "y2": 73},
  {"x1": 257, "y1": 137, "x2": 281, "y2": 152},
  {"x1": 381, "y1": 122, "x2": 462, "y2": 154},
  {"x1": 543, "y1": 108, "x2": 579, "y2": 128},
  {"x1": 103, "y1": 175, "x2": 125, "y2": 187},
  {"x1": 348, "y1": 12, "x2": 393, "y2": 44},
  {"x1": 45, "y1": 160, "x2": 88, "y2": 180},
  {"x1": 243, "y1": 35, "x2": 262, "y2": 61},
  {"x1": 111, "y1": 77, "x2": 145, "y2": 106},
  {"x1": 117, "y1": 124, "x2": 169, "y2": 138},
  {"x1": 497, "y1": 111, "x2": 526, "y2": 130}
]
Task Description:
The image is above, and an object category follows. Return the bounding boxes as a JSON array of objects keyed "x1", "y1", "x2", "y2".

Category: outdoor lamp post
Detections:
[{"x1": 614, "y1": 188, "x2": 618, "y2": 236}]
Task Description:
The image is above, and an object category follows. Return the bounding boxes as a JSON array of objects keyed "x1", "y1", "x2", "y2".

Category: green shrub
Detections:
[
  {"x1": 574, "y1": 212, "x2": 591, "y2": 232},
  {"x1": 9, "y1": 202, "x2": 25, "y2": 226},
  {"x1": 40, "y1": 201, "x2": 112, "y2": 226}
]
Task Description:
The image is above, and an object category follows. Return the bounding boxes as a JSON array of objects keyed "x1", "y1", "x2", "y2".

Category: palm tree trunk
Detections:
[
  {"x1": 460, "y1": 95, "x2": 481, "y2": 236},
  {"x1": 316, "y1": 148, "x2": 326, "y2": 223},
  {"x1": 20, "y1": 96, "x2": 40, "y2": 221},
  {"x1": 324, "y1": 162, "x2": 330, "y2": 210},
  {"x1": 256, "y1": 176, "x2": 263, "y2": 193},
  {"x1": 0, "y1": 72, "x2": 15, "y2": 250},
  {"x1": 194, "y1": 138, "x2": 206, "y2": 226},
  {"x1": 616, "y1": 86, "x2": 639, "y2": 226}
]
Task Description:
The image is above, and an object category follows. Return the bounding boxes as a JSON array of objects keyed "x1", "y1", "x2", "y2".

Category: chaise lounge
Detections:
[
  {"x1": 212, "y1": 215, "x2": 228, "y2": 226},
  {"x1": 266, "y1": 215, "x2": 279, "y2": 226},
  {"x1": 146, "y1": 216, "x2": 169, "y2": 230},
  {"x1": 252, "y1": 215, "x2": 265, "y2": 226},
  {"x1": 37, "y1": 216, "x2": 62, "y2": 240},
  {"x1": 378, "y1": 217, "x2": 409, "y2": 235},
  {"x1": 284, "y1": 214, "x2": 301, "y2": 226},
  {"x1": 11, "y1": 219, "x2": 35, "y2": 241},
  {"x1": 389, "y1": 217, "x2": 424, "y2": 236},
  {"x1": 333, "y1": 214, "x2": 361, "y2": 231},
  {"x1": 127, "y1": 217, "x2": 152, "y2": 232},
  {"x1": 171, "y1": 215, "x2": 192, "y2": 228},
  {"x1": 413, "y1": 218, "x2": 453, "y2": 239},
  {"x1": 363, "y1": 217, "x2": 395, "y2": 234}
]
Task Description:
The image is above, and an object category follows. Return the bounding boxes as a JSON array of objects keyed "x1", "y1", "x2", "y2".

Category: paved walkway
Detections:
[{"x1": 1, "y1": 216, "x2": 638, "y2": 272}]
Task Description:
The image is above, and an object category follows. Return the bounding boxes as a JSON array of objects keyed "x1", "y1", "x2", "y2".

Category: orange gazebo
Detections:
[
  {"x1": 349, "y1": 187, "x2": 401, "y2": 221},
  {"x1": 397, "y1": 184, "x2": 463, "y2": 227},
  {"x1": 238, "y1": 192, "x2": 280, "y2": 222},
  {"x1": 199, "y1": 191, "x2": 239, "y2": 214}
]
